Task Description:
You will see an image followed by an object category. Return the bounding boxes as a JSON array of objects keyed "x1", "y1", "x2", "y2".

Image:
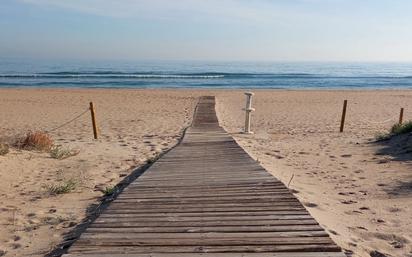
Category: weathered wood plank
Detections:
[
  {"x1": 74, "y1": 237, "x2": 335, "y2": 246},
  {"x1": 86, "y1": 224, "x2": 325, "y2": 233},
  {"x1": 101, "y1": 210, "x2": 310, "y2": 215},
  {"x1": 63, "y1": 96, "x2": 345, "y2": 257},
  {"x1": 65, "y1": 253, "x2": 345, "y2": 257},
  {"x1": 99, "y1": 213, "x2": 313, "y2": 221},
  {"x1": 80, "y1": 231, "x2": 330, "y2": 239},
  {"x1": 67, "y1": 244, "x2": 342, "y2": 253}
]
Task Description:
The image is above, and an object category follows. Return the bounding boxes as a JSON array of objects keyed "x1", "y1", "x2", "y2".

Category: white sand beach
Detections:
[{"x1": 0, "y1": 89, "x2": 411, "y2": 257}]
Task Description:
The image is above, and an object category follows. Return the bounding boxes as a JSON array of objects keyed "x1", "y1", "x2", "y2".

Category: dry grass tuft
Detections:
[
  {"x1": 50, "y1": 145, "x2": 80, "y2": 160},
  {"x1": 18, "y1": 131, "x2": 54, "y2": 151},
  {"x1": 375, "y1": 132, "x2": 392, "y2": 142},
  {"x1": 0, "y1": 143, "x2": 9, "y2": 156},
  {"x1": 103, "y1": 186, "x2": 118, "y2": 196},
  {"x1": 46, "y1": 179, "x2": 77, "y2": 195}
]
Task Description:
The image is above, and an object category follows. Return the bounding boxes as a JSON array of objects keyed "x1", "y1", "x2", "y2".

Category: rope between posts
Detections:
[
  {"x1": 357, "y1": 114, "x2": 398, "y2": 125},
  {"x1": 46, "y1": 108, "x2": 90, "y2": 133}
]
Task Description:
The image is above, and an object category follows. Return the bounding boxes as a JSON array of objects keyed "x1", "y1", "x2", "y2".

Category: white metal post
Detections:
[{"x1": 243, "y1": 92, "x2": 255, "y2": 134}]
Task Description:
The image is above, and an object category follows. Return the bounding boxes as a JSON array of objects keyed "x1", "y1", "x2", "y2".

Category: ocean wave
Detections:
[
  {"x1": 0, "y1": 72, "x2": 323, "y2": 79},
  {"x1": 0, "y1": 74, "x2": 225, "y2": 79},
  {"x1": 1, "y1": 72, "x2": 412, "y2": 80}
]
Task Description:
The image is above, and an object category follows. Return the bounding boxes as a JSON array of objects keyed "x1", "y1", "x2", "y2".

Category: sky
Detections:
[{"x1": 1, "y1": 0, "x2": 412, "y2": 62}]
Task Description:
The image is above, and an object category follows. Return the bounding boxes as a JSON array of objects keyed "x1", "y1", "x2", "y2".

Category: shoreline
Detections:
[
  {"x1": 2, "y1": 86, "x2": 412, "y2": 91},
  {"x1": 2, "y1": 86, "x2": 412, "y2": 92}
]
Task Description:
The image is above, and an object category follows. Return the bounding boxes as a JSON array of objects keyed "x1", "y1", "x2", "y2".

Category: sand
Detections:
[
  {"x1": 0, "y1": 88, "x2": 411, "y2": 257},
  {"x1": 216, "y1": 90, "x2": 412, "y2": 257},
  {"x1": 0, "y1": 88, "x2": 197, "y2": 257}
]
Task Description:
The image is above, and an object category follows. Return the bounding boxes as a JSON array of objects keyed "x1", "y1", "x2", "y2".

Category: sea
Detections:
[{"x1": 1, "y1": 59, "x2": 412, "y2": 89}]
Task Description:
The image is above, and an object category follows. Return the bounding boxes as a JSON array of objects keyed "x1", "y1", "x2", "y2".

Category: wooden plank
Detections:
[
  {"x1": 80, "y1": 231, "x2": 330, "y2": 239},
  {"x1": 101, "y1": 209, "x2": 309, "y2": 214},
  {"x1": 62, "y1": 96, "x2": 345, "y2": 257},
  {"x1": 97, "y1": 214, "x2": 313, "y2": 220},
  {"x1": 113, "y1": 195, "x2": 300, "y2": 200},
  {"x1": 86, "y1": 225, "x2": 325, "y2": 233},
  {"x1": 67, "y1": 244, "x2": 342, "y2": 253},
  {"x1": 91, "y1": 220, "x2": 319, "y2": 227},
  {"x1": 65, "y1": 253, "x2": 345, "y2": 257},
  {"x1": 74, "y1": 237, "x2": 335, "y2": 246}
]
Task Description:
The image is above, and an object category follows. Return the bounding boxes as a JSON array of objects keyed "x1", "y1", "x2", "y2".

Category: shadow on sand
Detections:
[{"x1": 374, "y1": 132, "x2": 412, "y2": 197}]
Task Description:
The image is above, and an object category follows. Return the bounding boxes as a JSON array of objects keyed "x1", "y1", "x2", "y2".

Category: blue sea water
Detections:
[{"x1": 1, "y1": 59, "x2": 412, "y2": 89}]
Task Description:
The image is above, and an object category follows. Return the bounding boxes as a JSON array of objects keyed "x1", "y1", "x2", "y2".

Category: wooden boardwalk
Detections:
[{"x1": 64, "y1": 96, "x2": 345, "y2": 257}]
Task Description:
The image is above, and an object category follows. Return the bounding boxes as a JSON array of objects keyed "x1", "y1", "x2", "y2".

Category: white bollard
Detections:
[{"x1": 243, "y1": 92, "x2": 255, "y2": 134}]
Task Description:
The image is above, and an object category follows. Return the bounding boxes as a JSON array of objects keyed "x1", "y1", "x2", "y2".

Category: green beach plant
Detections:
[
  {"x1": 46, "y1": 179, "x2": 77, "y2": 195},
  {"x1": 50, "y1": 145, "x2": 79, "y2": 160},
  {"x1": 103, "y1": 186, "x2": 118, "y2": 196},
  {"x1": 390, "y1": 121, "x2": 412, "y2": 135},
  {"x1": 0, "y1": 143, "x2": 9, "y2": 156},
  {"x1": 375, "y1": 121, "x2": 412, "y2": 142}
]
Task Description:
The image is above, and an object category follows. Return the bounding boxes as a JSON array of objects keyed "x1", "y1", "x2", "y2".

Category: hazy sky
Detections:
[{"x1": 1, "y1": 0, "x2": 412, "y2": 62}]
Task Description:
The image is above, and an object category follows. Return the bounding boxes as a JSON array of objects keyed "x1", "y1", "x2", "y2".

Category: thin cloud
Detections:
[{"x1": 18, "y1": 0, "x2": 300, "y2": 22}]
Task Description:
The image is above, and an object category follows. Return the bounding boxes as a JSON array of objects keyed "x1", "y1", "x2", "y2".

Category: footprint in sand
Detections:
[
  {"x1": 372, "y1": 232, "x2": 409, "y2": 249},
  {"x1": 9, "y1": 243, "x2": 21, "y2": 249},
  {"x1": 387, "y1": 207, "x2": 402, "y2": 213},
  {"x1": 369, "y1": 250, "x2": 389, "y2": 257},
  {"x1": 340, "y1": 200, "x2": 357, "y2": 204},
  {"x1": 344, "y1": 249, "x2": 354, "y2": 255},
  {"x1": 377, "y1": 159, "x2": 390, "y2": 164},
  {"x1": 303, "y1": 202, "x2": 318, "y2": 208},
  {"x1": 344, "y1": 210, "x2": 362, "y2": 215},
  {"x1": 348, "y1": 242, "x2": 357, "y2": 247},
  {"x1": 328, "y1": 229, "x2": 339, "y2": 235},
  {"x1": 338, "y1": 191, "x2": 355, "y2": 196}
]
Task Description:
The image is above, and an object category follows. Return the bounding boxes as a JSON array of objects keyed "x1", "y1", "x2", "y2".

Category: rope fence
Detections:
[
  {"x1": 46, "y1": 108, "x2": 89, "y2": 133},
  {"x1": 339, "y1": 99, "x2": 406, "y2": 132},
  {"x1": 44, "y1": 102, "x2": 99, "y2": 139},
  {"x1": 242, "y1": 95, "x2": 407, "y2": 135},
  {"x1": 13, "y1": 97, "x2": 409, "y2": 140}
]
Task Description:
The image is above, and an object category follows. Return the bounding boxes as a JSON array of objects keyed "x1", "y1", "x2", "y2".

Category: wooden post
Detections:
[
  {"x1": 399, "y1": 108, "x2": 404, "y2": 124},
  {"x1": 340, "y1": 100, "x2": 347, "y2": 133},
  {"x1": 89, "y1": 102, "x2": 98, "y2": 139}
]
